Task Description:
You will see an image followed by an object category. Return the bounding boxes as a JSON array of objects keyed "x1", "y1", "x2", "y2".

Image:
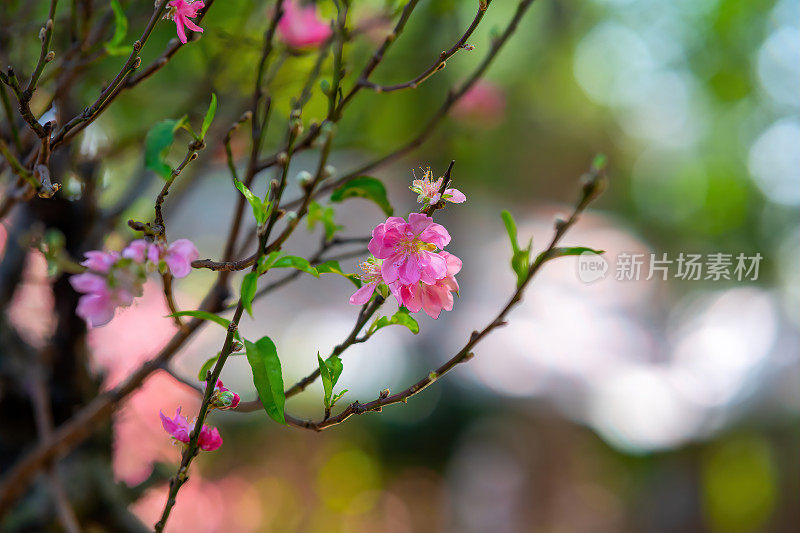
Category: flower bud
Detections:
[
  {"x1": 211, "y1": 390, "x2": 236, "y2": 409},
  {"x1": 276, "y1": 152, "x2": 288, "y2": 166},
  {"x1": 323, "y1": 165, "x2": 335, "y2": 178},
  {"x1": 296, "y1": 170, "x2": 312, "y2": 185}
]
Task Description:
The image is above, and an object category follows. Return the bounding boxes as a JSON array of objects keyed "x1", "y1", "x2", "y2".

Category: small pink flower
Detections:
[
  {"x1": 400, "y1": 251, "x2": 462, "y2": 319},
  {"x1": 453, "y1": 81, "x2": 506, "y2": 126},
  {"x1": 122, "y1": 240, "x2": 149, "y2": 263},
  {"x1": 368, "y1": 214, "x2": 451, "y2": 286},
  {"x1": 148, "y1": 239, "x2": 199, "y2": 278},
  {"x1": 277, "y1": 0, "x2": 332, "y2": 49},
  {"x1": 160, "y1": 407, "x2": 222, "y2": 451},
  {"x1": 210, "y1": 380, "x2": 240, "y2": 410},
  {"x1": 166, "y1": 0, "x2": 205, "y2": 45},
  {"x1": 410, "y1": 167, "x2": 466, "y2": 206},
  {"x1": 80, "y1": 251, "x2": 119, "y2": 273},
  {"x1": 70, "y1": 272, "x2": 136, "y2": 327}
]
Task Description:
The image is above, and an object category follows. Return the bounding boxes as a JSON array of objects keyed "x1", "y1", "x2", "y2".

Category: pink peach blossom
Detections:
[
  {"x1": 166, "y1": 0, "x2": 205, "y2": 45},
  {"x1": 70, "y1": 272, "x2": 136, "y2": 327},
  {"x1": 80, "y1": 250, "x2": 119, "y2": 273},
  {"x1": 122, "y1": 239, "x2": 149, "y2": 263},
  {"x1": 368, "y1": 213, "x2": 451, "y2": 286},
  {"x1": 400, "y1": 251, "x2": 462, "y2": 319},
  {"x1": 148, "y1": 239, "x2": 200, "y2": 278},
  {"x1": 277, "y1": 0, "x2": 332, "y2": 49},
  {"x1": 410, "y1": 167, "x2": 466, "y2": 206},
  {"x1": 160, "y1": 407, "x2": 222, "y2": 451}
]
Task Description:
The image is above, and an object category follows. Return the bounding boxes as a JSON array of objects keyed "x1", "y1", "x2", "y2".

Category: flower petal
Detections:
[
  {"x1": 349, "y1": 281, "x2": 377, "y2": 305},
  {"x1": 444, "y1": 188, "x2": 466, "y2": 203}
]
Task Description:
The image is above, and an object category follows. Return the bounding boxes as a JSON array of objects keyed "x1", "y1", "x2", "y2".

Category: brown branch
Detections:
[
  {"x1": 125, "y1": 0, "x2": 218, "y2": 88},
  {"x1": 280, "y1": 0, "x2": 538, "y2": 212},
  {"x1": 51, "y1": 0, "x2": 171, "y2": 148},
  {"x1": 354, "y1": 0, "x2": 489, "y2": 94},
  {"x1": 25, "y1": 0, "x2": 59, "y2": 96}
]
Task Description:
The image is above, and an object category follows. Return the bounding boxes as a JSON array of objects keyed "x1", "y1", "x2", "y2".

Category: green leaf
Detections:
[
  {"x1": 106, "y1": 0, "x2": 131, "y2": 56},
  {"x1": 240, "y1": 272, "x2": 258, "y2": 316},
  {"x1": 307, "y1": 201, "x2": 343, "y2": 240},
  {"x1": 168, "y1": 310, "x2": 229, "y2": 330},
  {"x1": 197, "y1": 354, "x2": 219, "y2": 381},
  {"x1": 271, "y1": 255, "x2": 319, "y2": 278},
  {"x1": 370, "y1": 308, "x2": 419, "y2": 335},
  {"x1": 330, "y1": 176, "x2": 393, "y2": 216},
  {"x1": 244, "y1": 336, "x2": 286, "y2": 424},
  {"x1": 330, "y1": 389, "x2": 348, "y2": 407},
  {"x1": 200, "y1": 93, "x2": 217, "y2": 140},
  {"x1": 500, "y1": 210, "x2": 520, "y2": 254},
  {"x1": 316, "y1": 260, "x2": 361, "y2": 287},
  {"x1": 168, "y1": 310, "x2": 241, "y2": 340},
  {"x1": 501, "y1": 210, "x2": 533, "y2": 287},
  {"x1": 233, "y1": 178, "x2": 270, "y2": 225},
  {"x1": 537, "y1": 246, "x2": 604, "y2": 264},
  {"x1": 145, "y1": 117, "x2": 187, "y2": 179},
  {"x1": 256, "y1": 251, "x2": 283, "y2": 275},
  {"x1": 318, "y1": 353, "x2": 344, "y2": 408}
]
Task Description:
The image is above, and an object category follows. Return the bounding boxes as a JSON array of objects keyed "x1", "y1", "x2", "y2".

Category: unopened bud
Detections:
[
  {"x1": 231, "y1": 340, "x2": 243, "y2": 352},
  {"x1": 211, "y1": 390, "x2": 236, "y2": 410},
  {"x1": 276, "y1": 152, "x2": 288, "y2": 166},
  {"x1": 45, "y1": 51, "x2": 55, "y2": 62},
  {"x1": 290, "y1": 119, "x2": 303, "y2": 137},
  {"x1": 554, "y1": 217, "x2": 567, "y2": 231},
  {"x1": 285, "y1": 211, "x2": 298, "y2": 222},
  {"x1": 323, "y1": 165, "x2": 335, "y2": 178},
  {"x1": 296, "y1": 171, "x2": 312, "y2": 185}
]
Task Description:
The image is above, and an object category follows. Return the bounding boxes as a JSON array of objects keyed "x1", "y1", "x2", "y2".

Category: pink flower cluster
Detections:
[
  {"x1": 70, "y1": 239, "x2": 198, "y2": 328},
  {"x1": 165, "y1": 0, "x2": 205, "y2": 44},
  {"x1": 160, "y1": 407, "x2": 222, "y2": 452},
  {"x1": 350, "y1": 214, "x2": 462, "y2": 319},
  {"x1": 277, "y1": 0, "x2": 332, "y2": 49}
]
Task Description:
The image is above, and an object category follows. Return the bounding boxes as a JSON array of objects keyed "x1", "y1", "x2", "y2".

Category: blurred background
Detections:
[{"x1": 2, "y1": 0, "x2": 799, "y2": 531}]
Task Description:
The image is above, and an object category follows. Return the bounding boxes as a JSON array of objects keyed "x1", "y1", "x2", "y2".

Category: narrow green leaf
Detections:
[
  {"x1": 318, "y1": 353, "x2": 333, "y2": 408},
  {"x1": 500, "y1": 210, "x2": 520, "y2": 254},
  {"x1": 107, "y1": 0, "x2": 128, "y2": 48},
  {"x1": 330, "y1": 389, "x2": 348, "y2": 407},
  {"x1": 145, "y1": 117, "x2": 187, "y2": 179},
  {"x1": 538, "y1": 246, "x2": 605, "y2": 264},
  {"x1": 330, "y1": 176, "x2": 393, "y2": 216},
  {"x1": 316, "y1": 260, "x2": 361, "y2": 287},
  {"x1": 197, "y1": 354, "x2": 219, "y2": 381},
  {"x1": 271, "y1": 255, "x2": 319, "y2": 278},
  {"x1": 240, "y1": 272, "x2": 258, "y2": 316},
  {"x1": 244, "y1": 337, "x2": 286, "y2": 424},
  {"x1": 233, "y1": 178, "x2": 269, "y2": 225},
  {"x1": 200, "y1": 93, "x2": 217, "y2": 140},
  {"x1": 168, "y1": 310, "x2": 230, "y2": 329},
  {"x1": 256, "y1": 251, "x2": 283, "y2": 275}
]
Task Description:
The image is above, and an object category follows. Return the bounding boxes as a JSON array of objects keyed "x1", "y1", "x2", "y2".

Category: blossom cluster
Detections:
[
  {"x1": 160, "y1": 407, "x2": 222, "y2": 451},
  {"x1": 159, "y1": 380, "x2": 237, "y2": 452},
  {"x1": 350, "y1": 171, "x2": 466, "y2": 319},
  {"x1": 70, "y1": 239, "x2": 198, "y2": 328}
]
